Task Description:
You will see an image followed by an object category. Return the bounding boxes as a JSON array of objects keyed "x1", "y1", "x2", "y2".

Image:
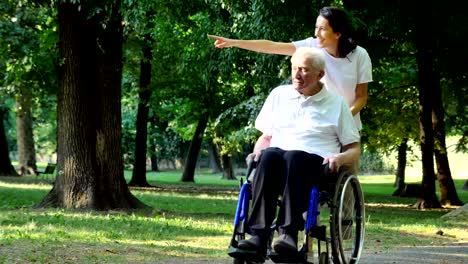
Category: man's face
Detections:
[{"x1": 291, "y1": 55, "x2": 322, "y2": 96}]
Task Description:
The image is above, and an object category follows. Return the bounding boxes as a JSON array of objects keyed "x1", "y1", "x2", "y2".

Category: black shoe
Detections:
[
  {"x1": 273, "y1": 234, "x2": 297, "y2": 255},
  {"x1": 238, "y1": 235, "x2": 265, "y2": 251}
]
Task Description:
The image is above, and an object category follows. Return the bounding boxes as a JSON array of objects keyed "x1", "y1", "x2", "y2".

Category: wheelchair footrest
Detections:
[
  {"x1": 228, "y1": 246, "x2": 267, "y2": 263},
  {"x1": 268, "y1": 250, "x2": 311, "y2": 264}
]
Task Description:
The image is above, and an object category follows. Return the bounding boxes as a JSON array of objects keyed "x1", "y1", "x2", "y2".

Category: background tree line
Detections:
[{"x1": 0, "y1": 0, "x2": 466, "y2": 209}]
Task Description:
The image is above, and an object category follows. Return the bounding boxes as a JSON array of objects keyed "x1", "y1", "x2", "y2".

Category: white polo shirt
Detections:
[
  {"x1": 255, "y1": 85, "x2": 360, "y2": 158},
  {"x1": 293, "y1": 37, "x2": 373, "y2": 130}
]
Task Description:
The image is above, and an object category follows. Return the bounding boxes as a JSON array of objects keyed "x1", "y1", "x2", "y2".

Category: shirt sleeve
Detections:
[
  {"x1": 357, "y1": 47, "x2": 373, "y2": 84},
  {"x1": 255, "y1": 92, "x2": 275, "y2": 136},
  {"x1": 292, "y1": 37, "x2": 317, "y2": 48}
]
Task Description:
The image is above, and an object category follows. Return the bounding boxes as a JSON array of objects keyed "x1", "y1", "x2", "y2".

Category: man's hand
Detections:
[
  {"x1": 323, "y1": 154, "x2": 342, "y2": 173},
  {"x1": 323, "y1": 142, "x2": 360, "y2": 173}
]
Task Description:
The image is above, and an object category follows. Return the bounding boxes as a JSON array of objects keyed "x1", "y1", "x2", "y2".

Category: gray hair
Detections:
[{"x1": 292, "y1": 47, "x2": 326, "y2": 72}]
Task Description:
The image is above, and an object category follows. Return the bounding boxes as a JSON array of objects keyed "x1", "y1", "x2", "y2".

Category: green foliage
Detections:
[
  {"x1": 2, "y1": 0, "x2": 468, "y2": 175},
  {"x1": 355, "y1": 1, "x2": 468, "y2": 153},
  {"x1": 0, "y1": 1, "x2": 58, "y2": 156},
  {"x1": 121, "y1": 80, "x2": 138, "y2": 166},
  {"x1": 362, "y1": 56, "x2": 420, "y2": 153},
  {"x1": 212, "y1": 95, "x2": 264, "y2": 155},
  {"x1": 118, "y1": 0, "x2": 468, "y2": 164},
  {"x1": 359, "y1": 151, "x2": 395, "y2": 174},
  {"x1": 0, "y1": 2, "x2": 57, "y2": 94}
]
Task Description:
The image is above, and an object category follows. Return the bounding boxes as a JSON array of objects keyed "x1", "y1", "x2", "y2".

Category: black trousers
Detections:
[{"x1": 248, "y1": 147, "x2": 325, "y2": 237}]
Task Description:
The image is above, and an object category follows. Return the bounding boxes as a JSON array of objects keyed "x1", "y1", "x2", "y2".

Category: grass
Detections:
[{"x1": 0, "y1": 168, "x2": 467, "y2": 263}]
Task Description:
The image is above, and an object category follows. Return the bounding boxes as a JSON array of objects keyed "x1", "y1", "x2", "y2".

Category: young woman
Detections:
[{"x1": 208, "y1": 6, "x2": 372, "y2": 130}]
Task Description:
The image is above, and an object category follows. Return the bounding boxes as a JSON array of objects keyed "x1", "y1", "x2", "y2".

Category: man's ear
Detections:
[{"x1": 318, "y1": 70, "x2": 325, "y2": 78}]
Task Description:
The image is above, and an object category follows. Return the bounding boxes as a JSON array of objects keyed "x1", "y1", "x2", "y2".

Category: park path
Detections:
[{"x1": 162, "y1": 242, "x2": 468, "y2": 264}]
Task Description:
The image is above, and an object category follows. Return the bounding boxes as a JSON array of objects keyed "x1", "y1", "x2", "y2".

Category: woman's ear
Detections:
[{"x1": 335, "y1": 32, "x2": 342, "y2": 40}]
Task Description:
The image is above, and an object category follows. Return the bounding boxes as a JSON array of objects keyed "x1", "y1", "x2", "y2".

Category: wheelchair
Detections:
[{"x1": 228, "y1": 161, "x2": 365, "y2": 264}]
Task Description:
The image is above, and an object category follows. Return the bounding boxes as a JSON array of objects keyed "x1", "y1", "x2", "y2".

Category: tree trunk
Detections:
[
  {"x1": 392, "y1": 138, "x2": 407, "y2": 196},
  {"x1": 413, "y1": 46, "x2": 441, "y2": 209},
  {"x1": 148, "y1": 113, "x2": 165, "y2": 172},
  {"x1": 411, "y1": 1, "x2": 442, "y2": 209},
  {"x1": 0, "y1": 108, "x2": 19, "y2": 176},
  {"x1": 181, "y1": 116, "x2": 208, "y2": 182},
  {"x1": 129, "y1": 35, "x2": 153, "y2": 187},
  {"x1": 432, "y1": 89, "x2": 463, "y2": 206},
  {"x1": 208, "y1": 141, "x2": 222, "y2": 173},
  {"x1": 15, "y1": 90, "x2": 37, "y2": 175},
  {"x1": 149, "y1": 138, "x2": 159, "y2": 172},
  {"x1": 37, "y1": 1, "x2": 146, "y2": 210},
  {"x1": 220, "y1": 153, "x2": 236, "y2": 180}
]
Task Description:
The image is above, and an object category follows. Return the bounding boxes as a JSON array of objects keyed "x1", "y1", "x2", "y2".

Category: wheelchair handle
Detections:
[
  {"x1": 246, "y1": 158, "x2": 257, "y2": 182},
  {"x1": 323, "y1": 164, "x2": 330, "y2": 178}
]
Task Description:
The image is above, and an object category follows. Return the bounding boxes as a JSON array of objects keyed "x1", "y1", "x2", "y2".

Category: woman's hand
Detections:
[{"x1": 207, "y1": 34, "x2": 234, "y2": 48}]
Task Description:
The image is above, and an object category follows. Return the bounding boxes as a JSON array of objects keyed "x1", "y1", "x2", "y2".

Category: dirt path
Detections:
[
  {"x1": 358, "y1": 242, "x2": 467, "y2": 264},
  {"x1": 162, "y1": 242, "x2": 467, "y2": 264}
]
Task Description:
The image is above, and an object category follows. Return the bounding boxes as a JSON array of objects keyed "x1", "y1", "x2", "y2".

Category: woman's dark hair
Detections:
[{"x1": 319, "y1": 6, "x2": 357, "y2": 58}]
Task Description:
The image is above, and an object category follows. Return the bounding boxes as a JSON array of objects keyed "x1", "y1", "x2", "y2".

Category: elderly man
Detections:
[{"x1": 238, "y1": 47, "x2": 360, "y2": 256}]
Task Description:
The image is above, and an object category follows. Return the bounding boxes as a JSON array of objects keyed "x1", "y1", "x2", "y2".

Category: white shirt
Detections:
[
  {"x1": 293, "y1": 37, "x2": 373, "y2": 130},
  {"x1": 255, "y1": 85, "x2": 360, "y2": 158}
]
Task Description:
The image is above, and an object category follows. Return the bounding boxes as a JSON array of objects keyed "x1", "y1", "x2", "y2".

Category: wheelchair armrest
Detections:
[{"x1": 323, "y1": 164, "x2": 330, "y2": 179}]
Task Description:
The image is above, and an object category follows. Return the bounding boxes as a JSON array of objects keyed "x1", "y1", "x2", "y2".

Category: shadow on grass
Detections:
[{"x1": 0, "y1": 181, "x2": 234, "y2": 262}]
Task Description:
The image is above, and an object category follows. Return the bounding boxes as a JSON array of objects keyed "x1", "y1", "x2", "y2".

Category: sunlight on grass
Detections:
[
  {"x1": 0, "y1": 181, "x2": 52, "y2": 190},
  {"x1": 138, "y1": 191, "x2": 238, "y2": 201},
  {"x1": 125, "y1": 169, "x2": 246, "y2": 187},
  {"x1": 359, "y1": 174, "x2": 428, "y2": 184}
]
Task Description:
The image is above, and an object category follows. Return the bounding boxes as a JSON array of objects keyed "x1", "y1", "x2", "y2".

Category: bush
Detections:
[{"x1": 360, "y1": 151, "x2": 395, "y2": 174}]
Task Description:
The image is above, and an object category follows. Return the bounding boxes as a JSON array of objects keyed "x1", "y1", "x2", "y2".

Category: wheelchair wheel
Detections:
[{"x1": 330, "y1": 171, "x2": 365, "y2": 264}]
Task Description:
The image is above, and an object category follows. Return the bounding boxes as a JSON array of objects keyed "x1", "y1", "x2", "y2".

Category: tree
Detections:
[
  {"x1": 432, "y1": 80, "x2": 463, "y2": 206},
  {"x1": 207, "y1": 141, "x2": 222, "y2": 173},
  {"x1": 351, "y1": 0, "x2": 463, "y2": 207},
  {"x1": 393, "y1": 138, "x2": 408, "y2": 191},
  {"x1": 412, "y1": 2, "x2": 463, "y2": 208},
  {"x1": 128, "y1": 30, "x2": 153, "y2": 187},
  {"x1": 0, "y1": 107, "x2": 18, "y2": 176},
  {"x1": 38, "y1": 0, "x2": 145, "y2": 209},
  {"x1": 16, "y1": 88, "x2": 37, "y2": 175},
  {"x1": 429, "y1": 2, "x2": 466, "y2": 206},
  {"x1": 181, "y1": 115, "x2": 208, "y2": 182},
  {"x1": 409, "y1": 1, "x2": 442, "y2": 208},
  {"x1": 0, "y1": 1, "x2": 57, "y2": 175}
]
